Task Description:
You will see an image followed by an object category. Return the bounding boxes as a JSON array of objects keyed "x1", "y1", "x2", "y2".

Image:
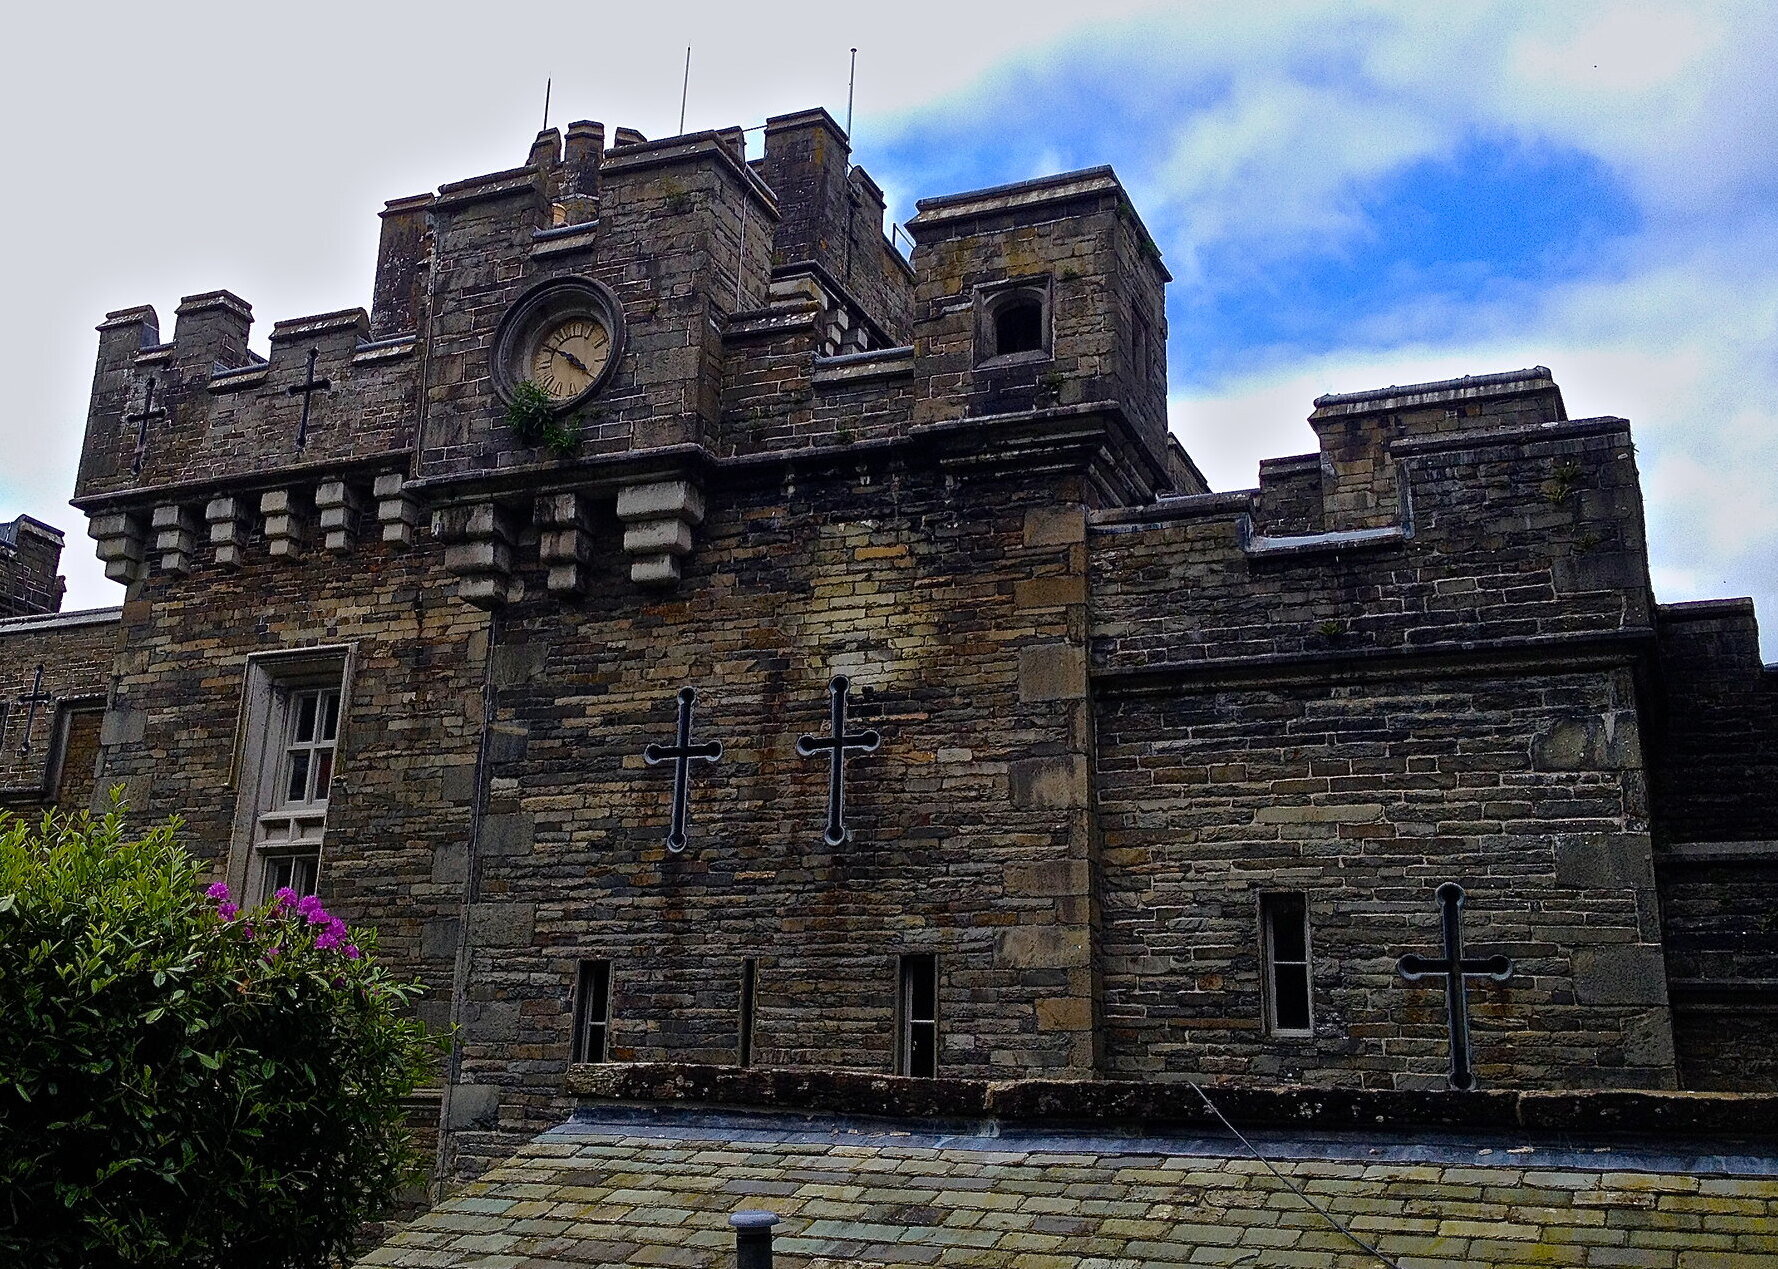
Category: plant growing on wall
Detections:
[
  {"x1": 504, "y1": 380, "x2": 583, "y2": 458},
  {"x1": 0, "y1": 802, "x2": 443, "y2": 1268}
]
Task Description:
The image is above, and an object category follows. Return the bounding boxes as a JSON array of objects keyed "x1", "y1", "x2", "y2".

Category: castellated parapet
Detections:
[
  {"x1": 75, "y1": 110, "x2": 1194, "y2": 600},
  {"x1": 37, "y1": 108, "x2": 1778, "y2": 1187}
]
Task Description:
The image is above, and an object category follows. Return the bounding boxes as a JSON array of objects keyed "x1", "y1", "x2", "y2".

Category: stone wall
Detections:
[
  {"x1": 1093, "y1": 666, "x2": 1670, "y2": 1089},
  {"x1": 1646, "y1": 600, "x2": 1778, "y2": 1089},
  {"x1": 1086, "y1": 393, "x2": 1669, "y2": 1089},
  {"x1": 444, "y1": 460, "x2": 1103, "y2": 1175},
  {"x1": 89, "y1": 531, "x2": 486, "y2": 1038},
  {"x1": 36, "y1": 109, "x2": 1778, "y2": 1193},
  {"x1": 0, "y1": 607, "x2": 118, "y2": 811}
]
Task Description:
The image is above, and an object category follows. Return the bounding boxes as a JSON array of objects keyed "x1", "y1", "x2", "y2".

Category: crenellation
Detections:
[
  {"x1": 370, "y1": 192, "x2": 433, "y2": 339},
  {"x1": 0, "y1": 516, "x2": 66, "y2": 618},
  {"x1": 171, "y1": 290, "x2": 254, "y2": 374}
]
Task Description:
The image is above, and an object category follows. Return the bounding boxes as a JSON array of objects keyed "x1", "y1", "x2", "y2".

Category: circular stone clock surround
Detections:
[{"x1": 489, "y1": 276, "x2": 627, "y2": 412}]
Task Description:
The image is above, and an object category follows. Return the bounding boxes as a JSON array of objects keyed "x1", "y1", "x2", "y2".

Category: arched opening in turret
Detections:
[{"x1": 992, "y1": 293, "x2": 1045, "y2": 357}]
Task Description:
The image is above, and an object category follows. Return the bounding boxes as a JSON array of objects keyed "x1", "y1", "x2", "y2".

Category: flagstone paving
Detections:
[{"x1": 359, "y1": 1109, "x2": 1778, "y2": 1268}]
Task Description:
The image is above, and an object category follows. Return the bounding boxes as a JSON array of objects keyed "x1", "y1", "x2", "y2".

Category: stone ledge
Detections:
[{"x1": 564, "y1": 1062, "x2": 1778, "y2": 1140}]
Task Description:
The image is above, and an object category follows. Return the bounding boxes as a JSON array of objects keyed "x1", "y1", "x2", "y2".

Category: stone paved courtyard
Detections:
[{"x1": 359, "y1": 1104, "x2": 1778, "y2": 1268}]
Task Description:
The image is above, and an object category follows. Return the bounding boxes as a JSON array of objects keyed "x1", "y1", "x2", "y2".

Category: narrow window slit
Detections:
[
  {"x1": 898, "y1": 953, "x2": 938, "y2": 1078},
  {"x1": 573, "y1": 959, "x2": 612, "y2": 1063},
  {"x1": 738, "y1": 957, "x2": 757, "y2": 1068},
  {"x1": 1262, "y1": 893, "x2": 1313, "y2": 1035}
]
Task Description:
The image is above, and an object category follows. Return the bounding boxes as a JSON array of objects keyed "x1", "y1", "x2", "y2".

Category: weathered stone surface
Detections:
[
  {"x1": 1009, "y1": 755, "x2": 1088, "y2": 809},
  {"x1": 1575, "y1": 944, "x2": 1670, "y2": 1006},
  {"x1": 359, "y1": 1080, "x2": 1778, "y2": 1269},
  {"x1": 1017, "y1": 643, "x2": 1085, "y2": 702}
]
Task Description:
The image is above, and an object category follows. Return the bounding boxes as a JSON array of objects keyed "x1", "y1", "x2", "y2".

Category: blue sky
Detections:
[{"x1": 2, "y1": 0, "x2": 1774, "y2": 654}]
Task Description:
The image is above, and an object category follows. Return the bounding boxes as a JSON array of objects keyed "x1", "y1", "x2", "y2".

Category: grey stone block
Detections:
[
  {"x1": 1010, "y1": 755, "x2": 1087, "y2": 809},
  {"x1": 480, "y1": 811, "x2": 534, "y2": 856},
  {"x1": 1555, "y1": 834, "x2": 1655, "y2": 889},
  {"x1": 444, "y1": 1082, "x2": 501, "y2": 1129},
  {"x1": 1019, "y1": 643, "x2": 1086, "y2": 702},
  {"x1": 422, "y1": 917, "x2": 461, "y2": 959},
  {"x1": 997, "y1": 924, "x2": 1090, "y2": 969},
  {"x1": 99, "y1": 705, "x2": 146, "y2": 746},
  {"x1": 469, "y1": 901, "x2": 536, "y2": 948},
  {"x1": 1574, "y1": 944, "x2": 1668, "y2": 1006},
  {"x1": 432, "y1": 841, "x2": 469, "y2": 886}
]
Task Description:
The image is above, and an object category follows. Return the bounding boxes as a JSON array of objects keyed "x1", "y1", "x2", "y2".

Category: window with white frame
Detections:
[{"x1": 227, "y1": 648, "x2": 351, "y2": 905}]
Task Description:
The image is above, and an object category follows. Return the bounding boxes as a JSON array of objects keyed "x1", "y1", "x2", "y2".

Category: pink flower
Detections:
[
  {"x1": 343, "y1": 945, "x2": 361, "y2": 960},
  {"x1": 217, "y1": 902, "x2": 239, "y2": 922},
  {"x1": 297, "y1": 893, "x2": 325, "y2": 920},
  {"x1": 274, "y1": 888, "x2": 298, "y2": 910},
  {"x1": 206, "y1": 882, "x2": 230, "y2": 901},
  {"x1": 314, "y1": 928, "x2": 341, "y2": 951}
]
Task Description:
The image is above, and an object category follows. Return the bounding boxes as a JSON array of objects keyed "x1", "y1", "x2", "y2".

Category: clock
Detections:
[
  {"x1": 490, "y1": 276, "x2": 626, "y2": 411},
  {"x1": 530, "y1": 317, "x2": 612, "y2": 401}
]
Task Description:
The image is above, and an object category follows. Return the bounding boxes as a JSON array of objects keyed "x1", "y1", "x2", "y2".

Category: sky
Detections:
[{"x1": 2, "y1": 0, "x2": 1773, "y2": 656}]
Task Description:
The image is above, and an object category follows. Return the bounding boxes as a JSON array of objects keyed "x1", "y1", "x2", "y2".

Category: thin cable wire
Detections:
[{"x1": 1188, "y1": 1082, "x2": 1403, "y2": 1269}]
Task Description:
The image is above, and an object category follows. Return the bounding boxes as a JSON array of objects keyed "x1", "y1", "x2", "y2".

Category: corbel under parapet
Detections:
[
  {"x1": 374, "y1": 472, "x2": 421, "y2": 548},
  {"x1": 87, "y1": 511, "x2": 148, "y2": 585},
  {"x1": 206, "y1": 496, "x2": 251, "y2": 568},
  {"x1": 615, "y1": 479, "x2": 704, "y2": 586},
  {"x1": 151, "y1": 504, "x2": 199, "y2": 575},
  {"x1": 536, "y1": 492, "x2": 592, "y2": 596},
  {"x1": 438, "y1": 502, "x2": 519, "y2": 609}
]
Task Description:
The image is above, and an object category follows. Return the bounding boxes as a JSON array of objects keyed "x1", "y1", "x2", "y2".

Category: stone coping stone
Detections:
[{"x1": 566, "y1": 1062, "x2": 1778, "y2": 1141}]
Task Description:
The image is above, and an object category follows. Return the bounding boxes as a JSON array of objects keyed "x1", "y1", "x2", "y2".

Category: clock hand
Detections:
[{"x1": 553, "y1": 347, "x2": 592, "y2": 376}]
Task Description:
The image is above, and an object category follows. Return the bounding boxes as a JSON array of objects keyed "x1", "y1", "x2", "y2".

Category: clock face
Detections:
[
  {"x1": 530, "y1": 317, "x2": 613, "y2": 401},
  {"x1": 491, "y1": 277, "x2": 626, "y2": 412}
]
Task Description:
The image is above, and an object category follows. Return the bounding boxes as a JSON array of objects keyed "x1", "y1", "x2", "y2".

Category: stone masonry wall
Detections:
[
  {"x1": 1093, "y1": 665, "x2": 1669, "y2": 1089},
  {"x1": 443, "y1": 456, "x2": 1101, "y2": 1175},
  {"x1": 90, "y1": 530, "x2": 487, "y2": 1040},
  {"x1": 1646, "y1": 600, "x2": 1778, "y2": 1090},
  {"x1": 1087, "y1": 410, "x2": 1670, "y2": 1088},
  {"x1": 1650, "y1": 599, "x2": 1778, "y2": 843},
  {"x1": 0, "y1": 608, "x2": 118, "y2": 810}
]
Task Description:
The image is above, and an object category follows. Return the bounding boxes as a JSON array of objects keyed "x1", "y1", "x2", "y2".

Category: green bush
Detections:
[
  {"x1": 503, "y1": 380, "x2": 581, "y2": 457},
  {"x1": 0, "y1": 805, "x2": 442, "y2": 1268}
]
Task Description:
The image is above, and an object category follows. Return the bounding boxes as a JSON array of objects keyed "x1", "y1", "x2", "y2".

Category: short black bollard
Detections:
[{"x1": 728, "y1": 1209, "x2": 779, "y2": 1269}]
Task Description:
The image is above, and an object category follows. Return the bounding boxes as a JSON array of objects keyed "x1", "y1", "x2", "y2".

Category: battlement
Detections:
[
  {"x1": 0, "y1": 515, "x2": 66, "y2": 618},
  {"x1": 74, "y1": 113, "x2": 1183, "y2": 601},
  {"x1": 1092, "y1": 379, "x2": 1651, "y2": 669}
]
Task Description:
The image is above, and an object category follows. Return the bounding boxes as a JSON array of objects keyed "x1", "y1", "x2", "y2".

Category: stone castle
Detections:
[{"x1": 5, "y1": 108, "x2": 1777, "y2": 1250}]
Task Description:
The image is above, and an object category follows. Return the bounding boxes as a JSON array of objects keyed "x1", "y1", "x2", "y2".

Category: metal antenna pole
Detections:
[
  {"x1": 679, "y1": 46, "x2": 692, "y2": 134},
  {"x1": 845, "y1": 47, "x2": 858, "y2": 137},
  {"x1": 543, "y1": 77, "x2": 552, "y2": 131}
]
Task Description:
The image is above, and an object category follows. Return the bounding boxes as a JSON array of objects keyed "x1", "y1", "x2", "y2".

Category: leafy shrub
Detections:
[
  {"x1": 503, "y1": 380, "x2": 581, "y2": 457},
  {"x1": 0, "y1": 806, "x2": 442, "y2": 1268}
]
